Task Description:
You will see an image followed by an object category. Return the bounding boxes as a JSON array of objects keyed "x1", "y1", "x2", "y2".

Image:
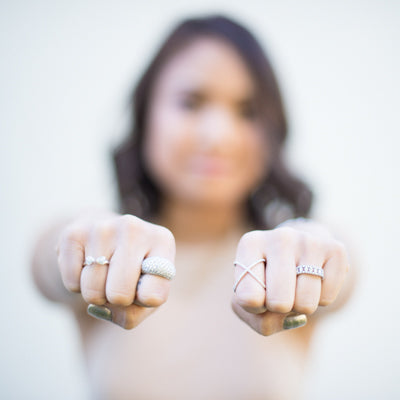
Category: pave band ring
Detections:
[
  {"x1": 83, "y1": 256, "x2": 110, "y2": 266},
  {"x1": 233, "y1": 258, "x2": 266, "y2": 292},
  {"x1": 296, "y1": 265, "x2": 324, "y2": 279},
  {"x1": 141, "y1": 256, "x2": 176, "y2": 280}
]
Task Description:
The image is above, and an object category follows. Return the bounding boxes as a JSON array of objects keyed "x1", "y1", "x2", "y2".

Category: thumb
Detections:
[
  {"x1": 87, "y1": 302, "x2": 156, "y2": 329},
  {"x1": 231, "y1": 300, "x2": 307, "y2": 336}
]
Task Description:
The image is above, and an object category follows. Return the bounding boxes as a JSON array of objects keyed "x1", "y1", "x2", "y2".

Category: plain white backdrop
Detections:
[{"x1": 1, "y1": 0, "x2": 399, "y2": 399}]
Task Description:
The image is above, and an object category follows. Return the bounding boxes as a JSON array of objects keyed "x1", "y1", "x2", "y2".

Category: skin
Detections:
[
  {"x1": 31, "y1": 36, "x2": 352, "y2": 399},
  {"x1": 143, "y1": 37, "x2": 269, "y2": 212}
]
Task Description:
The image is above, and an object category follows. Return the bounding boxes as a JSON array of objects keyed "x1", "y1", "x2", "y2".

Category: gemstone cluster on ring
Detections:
[
  {"x1": 296, "y1": 265, "x2": 324, "y2": 279},
  {"x1": 141, "y1": 256, "x2": 176, "y2": 280},
  {"x1": 83, "y1": 256, "x2": 110, "y2": 266}
]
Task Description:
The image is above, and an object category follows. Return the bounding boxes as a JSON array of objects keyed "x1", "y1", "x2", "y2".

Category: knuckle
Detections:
[
  {"x1": 331, "y1": 240, "x2": 348, "y2": 261},
  {"x1": 119, "y1": 213, "x2": 140, "y2": 226},
  {"x1": 106, "y1": 289, "x2": 133, "y2": 306},
  {"x1": 319, "y1": 295, "x2": 336, "y2": 306},
  {"x1": 238, "y1": 230, "x2": 264, "y2": 249},
  {"x1": 82, "y1": 289, "x2": 106, "y2": 305},
  {"x1": 236, "y1": 291, "x2": 265, "y2": 310},
  {"x1": 92, "y1": 220, "x2": 114, "y2": 240},
  {"x1": 118, "y1": 214, "x2": 142, "y2": 233},
  {"x1": 63, "y1": 279, "x2": 80, "y2": 293},
  {"x1": 139, "y1": 290, "x2": 168, "y2": 307},
  {"x1": 155, "y1": 226, "x2": 176, "y2": 247},
  {"x1": 267, "y1": 299, "x2": 293, "y2": 314},
  {"x1": 272, "y1": 227, "x2": 297, "y2": 247},
  {"x1": 300, "y1": 233, "x2": 324, "y2": 254},
  {"x1": 295, "y1": 302, "x2": 318, "y2": 315},
  {"x1": 61, "y1": 224, "x2": 86, "y2": 245}
]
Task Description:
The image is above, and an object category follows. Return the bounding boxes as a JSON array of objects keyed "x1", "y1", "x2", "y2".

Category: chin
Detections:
[{"x1": 183, "y1": 187, "x2": 248, "y2": 209}]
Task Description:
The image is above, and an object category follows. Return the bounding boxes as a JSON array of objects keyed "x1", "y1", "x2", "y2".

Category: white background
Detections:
[{"x1": 1, "y1": 1, "x2": 399, "y2": 399}]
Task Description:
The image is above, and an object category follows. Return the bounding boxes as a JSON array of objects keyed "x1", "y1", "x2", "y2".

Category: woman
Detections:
[{"x1": 31, "y1": 14, "x2": 354, "y2": 400}]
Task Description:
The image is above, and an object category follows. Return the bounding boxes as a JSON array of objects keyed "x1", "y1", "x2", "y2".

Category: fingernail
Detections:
[
  {"x1": 87, "y1": 304, "x2": 112, "y2": 322},
  {"x1": 283, "y1": 313, "x2": 307, "y2": 330}
]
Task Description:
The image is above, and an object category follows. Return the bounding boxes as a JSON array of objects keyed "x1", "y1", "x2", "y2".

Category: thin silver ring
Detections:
[
  {"x1": 233, "y1": 258, "x2": 266, "y2": 292},
  {"x1": 83, "y1": 256, "x2": 110, "y2": 266},
  {"x1": 141, "y1": 256, "x2": 176, "y2": 280},
  {"x1": 296, "y1": 265, "x2": 324, "y2": 279}
]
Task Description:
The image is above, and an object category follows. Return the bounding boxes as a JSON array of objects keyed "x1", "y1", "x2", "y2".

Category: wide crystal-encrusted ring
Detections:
[
  {"x1": 83, "y1": 256, "x2": 110, "y2": 266},
  {"x1": 296, "y1": 265, "x2": 324, "y2": 280},
  {"x1": 141, "y1": 256, "x2": 176, "y2": 280}
]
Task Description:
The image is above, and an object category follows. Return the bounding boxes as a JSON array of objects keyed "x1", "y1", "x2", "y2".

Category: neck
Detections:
[{"x1": 155, "y1": 198, "x2": 249, "y2": 243}]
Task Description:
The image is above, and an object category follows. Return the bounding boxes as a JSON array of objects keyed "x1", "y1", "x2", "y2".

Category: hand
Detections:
[
  {"x1": 56, "y1": 213, "x2": 176, "y2": 329},
  {"x1": 231, "y1": 221, "x2": 349, "y2": 335}
]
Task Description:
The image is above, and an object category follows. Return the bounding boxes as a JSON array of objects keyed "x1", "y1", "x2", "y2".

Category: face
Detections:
[{"x1": 143, "y1": 36, "x2": 270, "y2": 209}]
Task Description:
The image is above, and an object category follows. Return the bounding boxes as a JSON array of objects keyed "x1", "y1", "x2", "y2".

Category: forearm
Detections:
[{"x1": 30, "y1": 216, "x2": 78, "y2": 305}]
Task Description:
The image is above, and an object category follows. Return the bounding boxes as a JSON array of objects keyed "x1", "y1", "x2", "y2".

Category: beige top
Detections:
[{"x1": 76, "y1": 228, "x2": 313, "y2": 400}]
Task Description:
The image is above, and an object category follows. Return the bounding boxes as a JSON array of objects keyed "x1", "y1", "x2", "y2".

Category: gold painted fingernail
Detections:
[
  {"x1": 283, "y1": 314, "x2": 307, "y2": 330},
  {"x1": 87, "y1": 304, "x2": 112, "y2": 322}
]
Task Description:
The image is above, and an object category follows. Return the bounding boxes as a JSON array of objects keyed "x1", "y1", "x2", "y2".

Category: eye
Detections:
[
  {"x1": 178, "y1": 94, "x2": 204, "y2": 110},
  {"x1": 238, "y1": 103, "x2": 257, "y2": 120}
]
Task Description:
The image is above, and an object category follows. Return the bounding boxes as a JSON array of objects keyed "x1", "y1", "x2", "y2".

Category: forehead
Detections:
[{"x1": 153, "y1": 36, "x2": 256, "y2": 100}]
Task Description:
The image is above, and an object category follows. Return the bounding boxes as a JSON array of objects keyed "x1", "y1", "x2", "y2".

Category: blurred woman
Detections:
[{"x1": 31, "y1": 14, "x2": 354, "y2": 400}]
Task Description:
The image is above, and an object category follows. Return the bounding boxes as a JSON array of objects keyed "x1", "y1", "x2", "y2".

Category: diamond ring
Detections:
[
  {"x1": 141, "y1": 256, "x2": 176, "y2": 280},
  {"x1": 296, "y1": 265, "x2": 324, "y2": 279},
  {"x1": 83, "y1": 256, "x2": 110, "y2": 266}
]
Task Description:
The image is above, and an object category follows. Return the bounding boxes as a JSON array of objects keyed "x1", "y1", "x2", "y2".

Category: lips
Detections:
[{"x1": 188, "y1": 156, "x2": 234, "y2": 176}]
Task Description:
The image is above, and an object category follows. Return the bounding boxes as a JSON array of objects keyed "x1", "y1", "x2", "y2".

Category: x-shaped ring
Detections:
[{"x1": 233, "y1": 258, "x2": 266, "y2": 292}]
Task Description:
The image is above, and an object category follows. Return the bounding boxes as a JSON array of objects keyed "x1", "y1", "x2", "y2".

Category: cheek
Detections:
[
  {"x1": 239, "y1": 131, "x2": 270, "y2": 186},
  {"x1": 143, "y1": 106, "x2": 192, "y2": 186}
]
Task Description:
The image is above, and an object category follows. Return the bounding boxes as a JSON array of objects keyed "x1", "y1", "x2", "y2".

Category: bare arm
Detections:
[{"x1": 31, "y1": 216, "x2": 78, "y2": 305}]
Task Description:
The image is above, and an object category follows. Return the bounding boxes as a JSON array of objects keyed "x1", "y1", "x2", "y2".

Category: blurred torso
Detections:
[{"x1": 76, "y1": 228, "x2": 314, "y2": 400}]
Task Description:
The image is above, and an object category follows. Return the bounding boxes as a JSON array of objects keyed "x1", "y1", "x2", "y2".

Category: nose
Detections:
[{"x1": 197, "y1": 105, "x2": 238, "y2": 150}]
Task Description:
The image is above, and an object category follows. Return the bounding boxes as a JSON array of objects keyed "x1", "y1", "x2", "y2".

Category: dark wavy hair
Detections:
[{"x1": 112, "y1": 13, "x2": 313, "y2": 229}]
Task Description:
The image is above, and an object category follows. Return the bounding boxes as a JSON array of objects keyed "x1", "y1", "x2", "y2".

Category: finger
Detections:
[
  {"x1": 264, "y1": 228, "x2": 297, "y2": 313},
  {"x1": 105, "y1": 219, "x2": 175, "y2": 308},
  {"x1": 320, "y1": 241, "x2": 349, "y2": 306},
  {"x1": 294, "y1": 270, "x2": 323, "y2": 315},
  {"x1": 57, "y1": 224, "x2": 87, "y2": 292},
  {"x1": 233, "y1": 231, "x2": 266, "y2": 314},
  {"x1": 87, "y1": 302, "x2": 156, "y2": 330},
  {"x1": 135, "y1": 226, "x2": 176, "y2": 307},
  {"x1": 135, "y1": 273, "x2": 171, "y2": 308},
  {"x1": 105, "y1": 239, "x2": 146, "y2": 306},
  {"x1": 104, "y1": 215, "x2": 151, "y2": 306},
  {"x1": 80, "y1": 221, "x2": 115, "y2": 305},
  {"x1": 231, "y1": 300, "x2": 307, "y2": 336},
  {"x1": 293, "y1": 236, "x2": 325, "y2": 314}
]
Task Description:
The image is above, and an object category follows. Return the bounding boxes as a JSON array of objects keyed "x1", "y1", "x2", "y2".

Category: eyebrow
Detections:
[{"x1": 176, "y1": 87, "x2": 256, "y2": 106}]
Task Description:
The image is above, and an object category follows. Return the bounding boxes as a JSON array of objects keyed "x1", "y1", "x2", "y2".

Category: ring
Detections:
[
  {"x1": 83, "y1": 256, "x2": 110, "y2": 266},
  {"x1": 296, "y1": 265, "x2": 324, "y2": 279},
  {"x1": 141, "y1": 256, "x2": 176, "y2": 280},
  {"x1": 233, "y1": 258, "x2": 266, "y2": 292}
]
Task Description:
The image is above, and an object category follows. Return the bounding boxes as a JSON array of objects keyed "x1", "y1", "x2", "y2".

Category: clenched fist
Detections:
[
  {"x1": 56, "y1": 213, "x2": 176, "y2": 329},
  {"x1": 232, "y1": 220, "x2": 349, "y2": 335}
]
